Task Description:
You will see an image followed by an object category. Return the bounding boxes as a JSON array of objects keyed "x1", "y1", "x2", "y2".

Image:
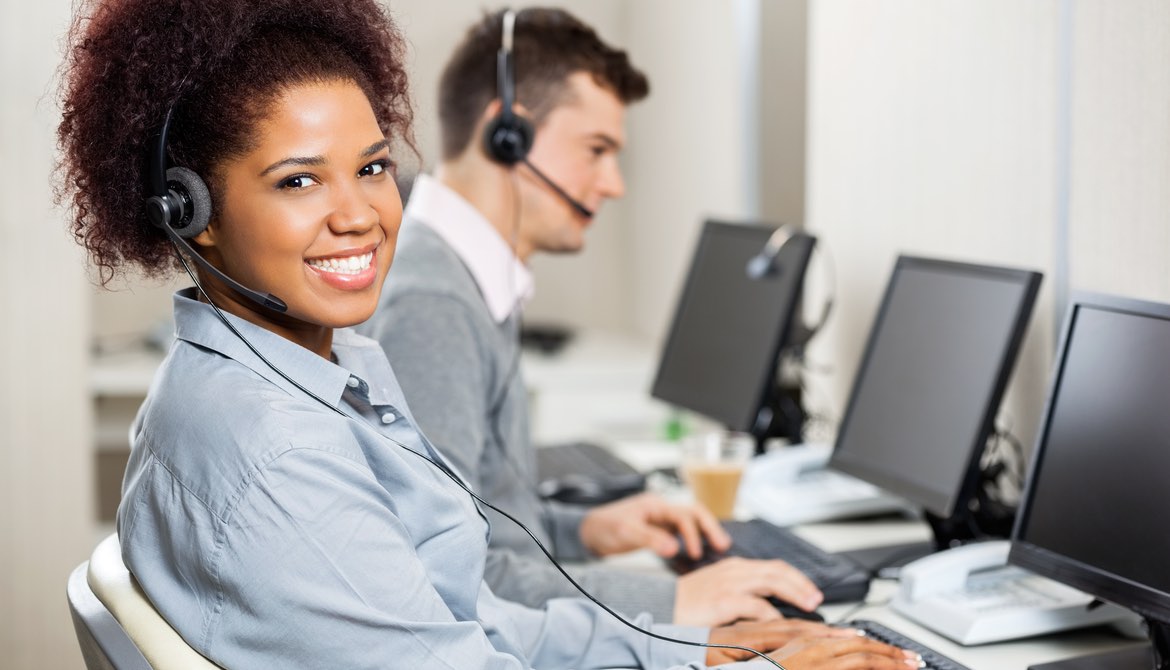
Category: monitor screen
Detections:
[
  {"x1": 1011, "y1": 295, "x2": 1170, "y2": 623},
  {"x1": 650, "y1": 221, "x2": 816, "y2": 434},
  {"x1": 829, "y1": 256, "x2": 1041, "y2": 519}
]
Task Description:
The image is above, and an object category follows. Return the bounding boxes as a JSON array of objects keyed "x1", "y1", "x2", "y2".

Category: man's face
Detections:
[{"x1": 516, "y1": 71, "x2": 627, "y2": 257}]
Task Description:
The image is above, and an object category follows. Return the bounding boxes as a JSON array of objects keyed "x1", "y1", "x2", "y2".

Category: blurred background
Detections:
[{"x1": 4, "y1": 0, "x2": 1170, "y2": 667}]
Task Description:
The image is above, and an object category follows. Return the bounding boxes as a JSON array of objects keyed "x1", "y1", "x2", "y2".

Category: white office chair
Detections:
[{"x1": 67, "y1": 534, "x2": 221, "y2": 669}]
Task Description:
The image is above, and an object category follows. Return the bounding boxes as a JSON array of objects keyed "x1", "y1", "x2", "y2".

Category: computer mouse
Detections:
[
  {"x1": 767, "y1": 596, "x2": 825, "y2": 622},
  {"x1": 536, "y1": 473, "x2": 646, "y2": 506}
]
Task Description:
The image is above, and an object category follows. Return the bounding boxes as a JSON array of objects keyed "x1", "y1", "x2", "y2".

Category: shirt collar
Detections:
[
  {"x1": 404, "y1": 174, "x2": 534, "y2": 323},
  {"x1": 172, "y1": 288, "x2": 410, "y2": 411}
]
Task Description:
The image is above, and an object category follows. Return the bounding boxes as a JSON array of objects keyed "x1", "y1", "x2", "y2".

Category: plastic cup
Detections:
[{"x1": 681, "y1": 432, "x2": 754, "y2": 519}]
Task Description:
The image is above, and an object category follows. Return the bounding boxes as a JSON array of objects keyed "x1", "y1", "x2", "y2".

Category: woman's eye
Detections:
[
  {"x1": 360, "y1": 159, "x2": 392, "y2": 177},
  {"x1": 590, "y1": 145, "x2": 607, "y2": 158},
  {"x1": 279, "y1": 174, "x2": 319, "y2": 190}
]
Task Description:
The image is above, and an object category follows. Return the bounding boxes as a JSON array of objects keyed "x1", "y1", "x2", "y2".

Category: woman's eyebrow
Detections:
[
  {"x1": 259, "y1": 154, "x2": 324, "y2": 177},
  {"x1": 361, "y1": 139, "x2": 390, "y2": 157},
  {"x1": 259, "y1": 139, "x2": 390, "y2": 177}
]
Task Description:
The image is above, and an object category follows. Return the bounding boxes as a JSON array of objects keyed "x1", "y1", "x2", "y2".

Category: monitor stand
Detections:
[
  {"x1": 1028, "y1": 618, "x2": 1169, "y2": 670},
  {"x1": 748, "y1": 379, "x2": 805, "y2": 454}
]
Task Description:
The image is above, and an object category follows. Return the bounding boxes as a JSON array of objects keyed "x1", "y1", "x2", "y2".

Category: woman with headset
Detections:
[{"x1": 57, "y1": 0, "x2": 919, "y2": 668}]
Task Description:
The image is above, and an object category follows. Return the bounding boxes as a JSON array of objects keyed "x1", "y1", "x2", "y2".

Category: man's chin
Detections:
[{"x1": 540, "y1": 235, "x2": 586, "y2": 256}]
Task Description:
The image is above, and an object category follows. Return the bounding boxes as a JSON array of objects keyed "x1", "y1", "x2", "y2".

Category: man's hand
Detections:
[
  {"x1": 706, "y1": 622, "x2": 921, "y2": 669},
  {"x1": 674, "y1": 557, "x2": 823, "y2": 626},
  {"x1": 577, "y1": 492, "x2": 729, "y2": 559}
]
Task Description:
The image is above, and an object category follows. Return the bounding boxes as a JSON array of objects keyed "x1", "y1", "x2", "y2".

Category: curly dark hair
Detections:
[
  {"x1": 437, "y1": 7, "x2": 649, "y2": 161},
  {"x1": 57, "y1": 0, "x2": 414, "y2": 284}
]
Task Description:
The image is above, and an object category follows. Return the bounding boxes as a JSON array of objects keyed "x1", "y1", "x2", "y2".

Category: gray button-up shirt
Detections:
[{"x1": 116, "y1": 289, "x2": 724, "y2": 669}]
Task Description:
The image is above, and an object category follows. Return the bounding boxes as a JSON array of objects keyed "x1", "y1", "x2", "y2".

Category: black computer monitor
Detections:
[
  {"x1": 1011, "y1": 294, "x2": 1170, "y2": 670},
  {"x1": 650, "y1": 221, "x2": 817, "y2": 448},
  {"x1": 829, "y1": 256, "x2": 1041, "y2": 550}
]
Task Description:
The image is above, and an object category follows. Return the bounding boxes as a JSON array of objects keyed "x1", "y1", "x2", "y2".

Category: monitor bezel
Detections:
[
  {"x1": 649, "y1": 220, "x2": 817, "y2": 433},
  {"x1": 828, "y1": 255, "x2": 1042, "y2": 519},
  {"x1": 1009, "y1": 291, "x2": 1170, "y2": 624}
]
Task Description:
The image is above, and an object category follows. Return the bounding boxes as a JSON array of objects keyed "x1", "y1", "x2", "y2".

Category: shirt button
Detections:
[
  {"x1": 346, "y1": 377, "x2": 360, "y2": 388},
  {"x1": 381, "y1": 413, "x2": 397, "y2": 424}
]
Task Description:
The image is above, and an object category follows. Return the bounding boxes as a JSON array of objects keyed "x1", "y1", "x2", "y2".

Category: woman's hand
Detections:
[
  {"x1": 705, "y1": 622, "x2": 922, "y2": 669},
  {"x1": 764, "y1": 636, "x2": 924, "y2": 669},
  {"x1": 705, "y1": 620, "x2": 854, "y2": 665}
]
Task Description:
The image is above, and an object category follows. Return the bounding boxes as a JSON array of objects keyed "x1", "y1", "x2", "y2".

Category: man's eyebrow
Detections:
[
  {"x1": 588, "y1": 133, "x2": 622, "y2": 150},
  {"x1": 259, "y1": 139, "x2": 391, "y2": 177}
]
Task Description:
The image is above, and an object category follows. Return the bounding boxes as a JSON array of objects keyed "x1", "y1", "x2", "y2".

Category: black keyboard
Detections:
[
  {"x1": 848, "y1": 620, "x2": 970, "y2": 670},
  {"x1": 668, "y1": 519, "x2": 871, "y2": 603},
  {"x1": 536, "y1": 441, "x2": 642, "y2": 480}
]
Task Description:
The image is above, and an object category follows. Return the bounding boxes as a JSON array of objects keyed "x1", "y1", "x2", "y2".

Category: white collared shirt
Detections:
[{"x1": 404, "y1": 174, "x2": 534, "y2": 324}]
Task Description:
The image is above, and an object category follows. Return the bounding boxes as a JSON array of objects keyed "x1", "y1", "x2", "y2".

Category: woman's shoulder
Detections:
[{"x1": 135, "y1": 341, "x2": 371, "y2": 507}]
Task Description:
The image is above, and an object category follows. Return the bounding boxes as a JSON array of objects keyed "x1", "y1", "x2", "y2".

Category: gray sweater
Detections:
[{"x1": 359, "y1": 221, "x2": 677, "y2": 620}]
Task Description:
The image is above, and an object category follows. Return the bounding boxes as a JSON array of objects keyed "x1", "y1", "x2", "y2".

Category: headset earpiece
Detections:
[
  {"x1": 484, "y1": 112, "x2": 534, "y2": 166},
  {"x1": 145, "y1": 106, "x2": 211, "y2": 238},
  {"x1": 163, "y1": 166, "x2": 211, "y2": 238}
]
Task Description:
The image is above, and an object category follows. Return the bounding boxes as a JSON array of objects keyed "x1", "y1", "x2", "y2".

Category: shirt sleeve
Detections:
[
  {"x1": 205, "y1": 447, "x2": 714, "y2": 670},
  {"x1": 483, "y1": 545, "x2": 680, "y2": 623},
  {"x1": 480, "y1": 585, "x2": 711, "y2": 670}
]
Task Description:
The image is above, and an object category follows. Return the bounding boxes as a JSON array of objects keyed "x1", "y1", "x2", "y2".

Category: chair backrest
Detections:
[{"x1": 67, "y1": 534, "x2": 221, "y2": 670}]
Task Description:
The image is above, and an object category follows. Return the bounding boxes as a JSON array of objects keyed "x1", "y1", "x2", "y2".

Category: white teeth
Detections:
[{"x1": 307, "y1": 252, "x2": 373, "y2": 275}]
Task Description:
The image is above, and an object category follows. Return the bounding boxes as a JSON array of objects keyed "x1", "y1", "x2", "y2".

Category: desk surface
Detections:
[{"x1": 596, "y1": 439, "x2": 1146, "y2": 670}]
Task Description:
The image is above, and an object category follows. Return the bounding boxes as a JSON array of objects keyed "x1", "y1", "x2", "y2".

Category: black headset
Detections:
[
  {"x1": 145, "y1": 106, "x2": 288, "y2": 312},
  {"x1": 745, "y1": 223, "x2": 835, "y2": 349},
  {"x1": 483, "y1": 10, "x2": 534, "y2": 166},
  {"x1": 481, "y1": 9, "x2": 594, "y2": 219}
]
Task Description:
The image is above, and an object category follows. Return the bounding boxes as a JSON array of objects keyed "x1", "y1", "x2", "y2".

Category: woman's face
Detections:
[{"x1": 194, "y1": 79, "x2": 401, "y2": 355}]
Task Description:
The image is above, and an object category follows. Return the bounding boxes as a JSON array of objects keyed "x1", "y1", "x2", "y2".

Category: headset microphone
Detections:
[
  {"x1": 145, "y1": 107, "x2": 288, "y2": 313},
  {"x1": 520, "y1": 158, "x2": 594, "y2": 219}
]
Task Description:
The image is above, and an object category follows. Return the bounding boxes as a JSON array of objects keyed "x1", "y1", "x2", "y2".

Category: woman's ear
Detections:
[{"x1": 192, "y1": 219, "x2": 217, "y2": 248}]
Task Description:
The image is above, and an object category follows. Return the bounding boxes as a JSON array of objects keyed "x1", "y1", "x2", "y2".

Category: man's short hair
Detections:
[{"x1": 438, "y1": 7, "x2": 649, "y2": 161}]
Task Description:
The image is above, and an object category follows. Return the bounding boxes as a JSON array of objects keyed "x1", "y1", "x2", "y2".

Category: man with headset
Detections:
[{"x1": 360, "y1": 7, "x2": 823, "y2": 626}]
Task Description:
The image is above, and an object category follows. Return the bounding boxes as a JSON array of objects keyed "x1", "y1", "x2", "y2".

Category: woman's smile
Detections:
[{"x1": 306, "y1": 245, "x2": 379, "y2": 290}]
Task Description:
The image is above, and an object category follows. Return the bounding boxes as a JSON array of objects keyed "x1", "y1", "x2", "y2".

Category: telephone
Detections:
[
  {"x1": 739, "y1": 443, "x2": 912, "y2": 526},
  {"x1": 891, "y1": 540, "x2": 1139, "y2": 645}
]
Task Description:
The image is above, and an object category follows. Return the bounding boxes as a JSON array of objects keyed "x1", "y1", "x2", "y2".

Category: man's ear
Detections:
[{"x1": 481, "y1": 98, "x2": 534, "y2": 125}]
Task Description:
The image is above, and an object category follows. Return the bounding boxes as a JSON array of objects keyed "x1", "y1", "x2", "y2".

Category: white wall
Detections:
[
  {"x1": 805, "y1": 0, "x2": 1170, "y2": 458},
  {"x1": 1068, "y1": 0, "x2": 1170, "y2": 301},
  {"x1": 0, "y1": 1, "x2": 93, "y2": 668},
  {"x1": 623, "y1": 1, "x2": 757, "y2": 344},
  {"x1": 805, "y1": 0, "x2": 1062, "y2": 452}
]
